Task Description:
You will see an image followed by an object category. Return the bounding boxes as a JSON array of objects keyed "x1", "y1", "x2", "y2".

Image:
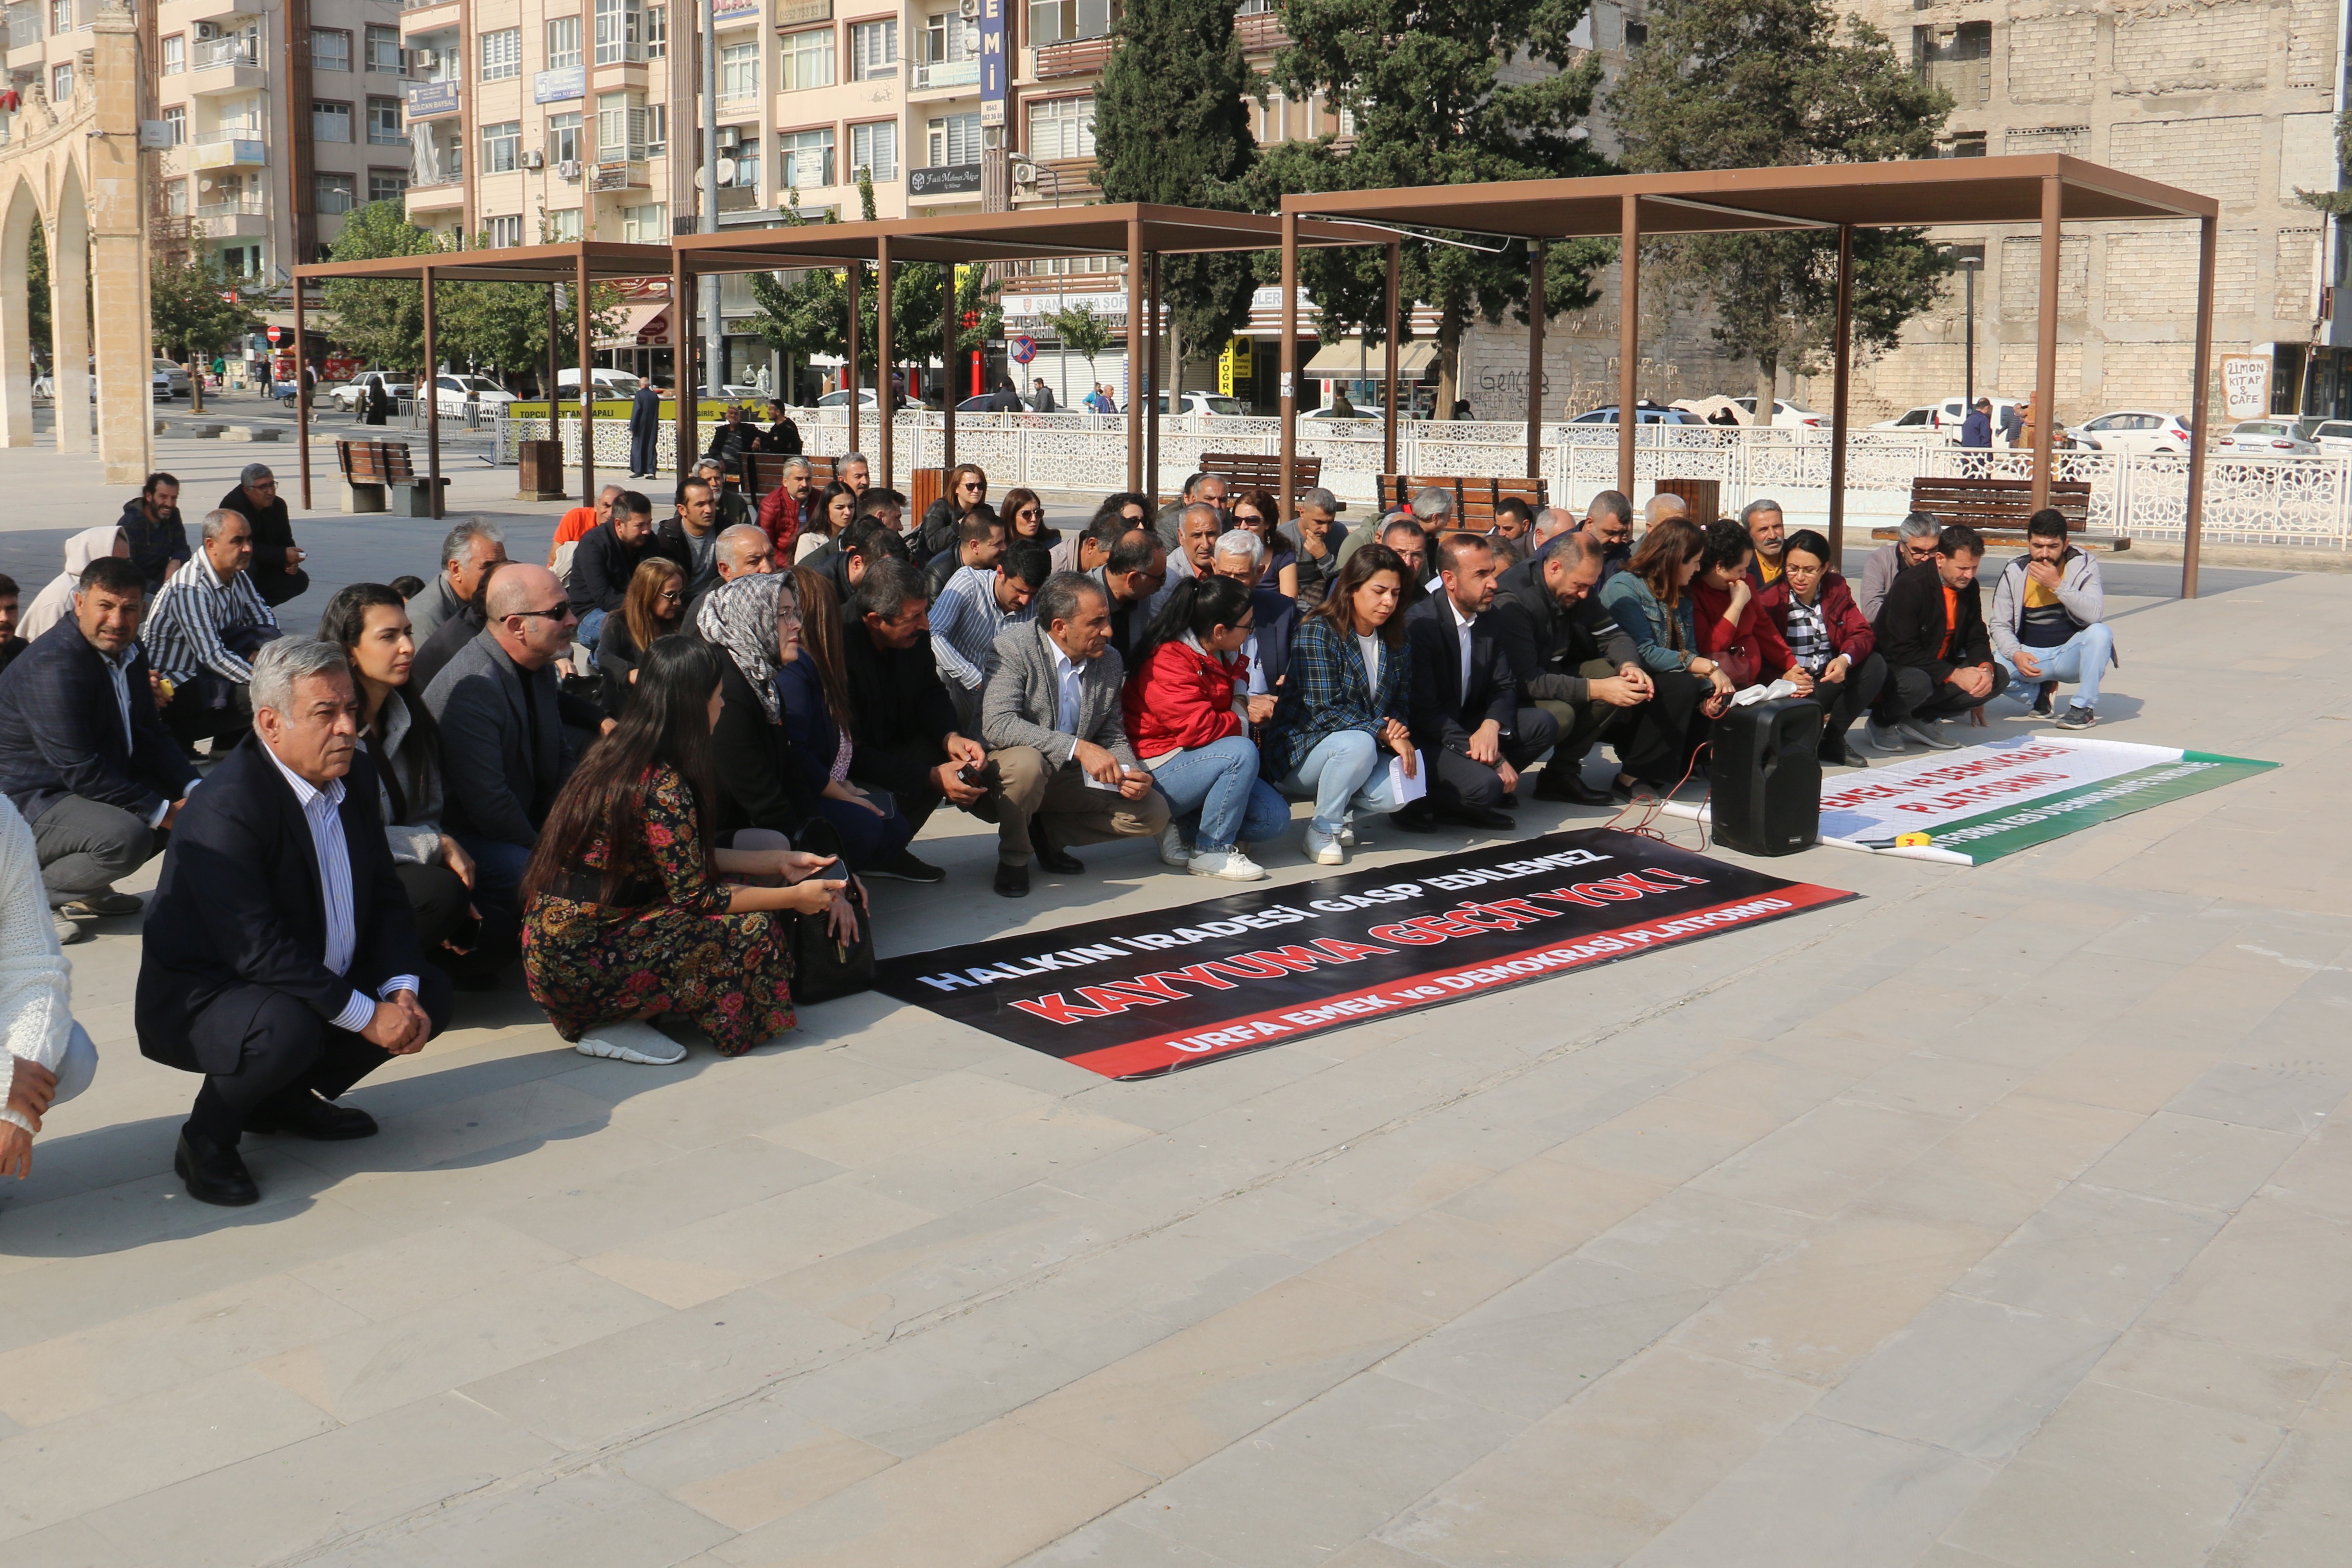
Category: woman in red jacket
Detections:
[
  {"x1": 1690, "y1": 520, "x2": 1814, "y2": 695},
  {"x1": 1770, "y1": 528, "x2": 1886, "y2": 766},
  {"x1": 1122, "y1": 575, "x2": 1292, "y2": 881}
]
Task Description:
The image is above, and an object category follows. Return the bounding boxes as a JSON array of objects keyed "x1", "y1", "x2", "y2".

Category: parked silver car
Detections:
[{"x1": 2216, "y1": 419, "x2": 2318, "y2": 456}]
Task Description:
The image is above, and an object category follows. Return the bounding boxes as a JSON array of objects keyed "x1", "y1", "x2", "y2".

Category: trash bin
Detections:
[{"x1": 518, "y1": 439, "x2": 567, "y2": 500}]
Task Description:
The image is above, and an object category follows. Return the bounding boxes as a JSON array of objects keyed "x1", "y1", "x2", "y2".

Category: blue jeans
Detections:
[
  {"x1": 1276, "y1": 729, "x2": 1411, "y2": 837},
  {"x1": 1149, "y1": 736, "x2": 1291, "y2": 852},
  {"x1": 1997, "y1": 623, "x2": 2114, "y2": 709},
  {"x1": 574, "y1": 607, "x2": 608, "y2": 650},
  {"x1": 456, "y1": 835, "x2": 534, "y2": 927}
]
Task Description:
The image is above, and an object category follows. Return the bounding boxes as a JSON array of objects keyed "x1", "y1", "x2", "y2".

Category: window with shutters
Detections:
[
  {"x1": 850, "y1": 18, "x2": 896, "y2": 78},
  {"x1": 780, "y1": 27, "x2": 834, "y2": 90},
  {"x1": 481, "y1": 27, "x2": 521, "y2": 81},
  {"x1": 1027, "y1": 95, "x2": 1094, "y2": 161},
  {"x1": 547, "y1": 16, "x2": 581, "y2": 68},
  {"x1": 850, "y1": 118, "x2": 896, "y2": 181},
  {"x1": 597, "y1": 91, "x2": 647, "y2": 159},
  {"x1": 481, "y1": 119, "x2": 522, "y2": 173},
  {"x1": 779, "y1": 127, "x2": 835, "y2": 188},
  {"x1": 925, "y1": 111, "x2": 979, "y2": 165}
]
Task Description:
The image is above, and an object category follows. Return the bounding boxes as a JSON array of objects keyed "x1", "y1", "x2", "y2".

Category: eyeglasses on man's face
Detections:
[{"x1": 511, "y1": 605, "x2": 572, "y2": 623}]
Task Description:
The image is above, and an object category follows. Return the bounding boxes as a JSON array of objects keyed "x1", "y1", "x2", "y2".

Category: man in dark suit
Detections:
[
  {"x1": 626, "y1": 380, "x2": 662, "y2": 478},
  {"x1": 422, "y1": 564, "x2": 582, "y2": 928},
  {"x1": 1487, "y1": 531, "x2": 1668, "y2": 806},
  {"x1": 137, "y1": 639, "x2": 451, "y2": 1206},
  {"x1": 0, "y1": 556, "x2": 197, "y2": 939},
  {"x1": 215, "y1": 462, "x2": 308, "y2": 608},
  {"x1": 1207, "y1": 528, "x2": 1296, "y2": 724},
  {"x1": 1401, "y1": 533, "x2": 1560, "y2": 829},
  {"x1": 564, "y1": 490, "x2": 681, "y2": 646},
  {"x1": 838, "y1": 557, "x2": 992, "y2": 881},
  {"x1": 1869, "y1": 522, "x2": 2008, "y2": 752}
]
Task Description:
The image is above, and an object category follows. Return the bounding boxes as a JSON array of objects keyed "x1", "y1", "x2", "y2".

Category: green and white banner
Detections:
[{"x1": 1664, "y1": 734, "x2": 2275, "y2": 865}]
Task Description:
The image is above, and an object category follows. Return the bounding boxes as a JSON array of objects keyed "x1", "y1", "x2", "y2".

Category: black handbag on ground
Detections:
[{"x1": 784, "y1": 817, "x2": 875, "y2": 1004}]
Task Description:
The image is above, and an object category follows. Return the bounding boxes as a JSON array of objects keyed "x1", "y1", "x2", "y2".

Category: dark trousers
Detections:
[
  {"x1": 1424, "y1": 705, "x2": 1561, "y2": 815},
  {"x1": 165, "y1": 676, "x2": 254, "y2": 753},
  {"x1": 1874, "y1": 660, "x2": 2010, "y2": 726},
  {"x1": 31, "y1": 793, "x2": 161, "y2": 905},
  {"x1": 813, "y1": 795, "x2": 916, "y2": 873},
  {"x1": 1536, "y1": 665, "x2": 1709, "y2": 786},
  {"x1": 250, "y1": 565, "x2": 311, "y2": 608},
  {"x1": 185, "y1": 967, "x2": 455, "y2": 1146},
  {"x1": 854, "y1": 735, "x2": 953, "y2": 832},
  {"x1": 1815, "y1": 651, "x2": 1888, "y2": 742}
]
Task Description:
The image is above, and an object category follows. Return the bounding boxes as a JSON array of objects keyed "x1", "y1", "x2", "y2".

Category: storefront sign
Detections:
[
  {"x1": 533, "y1": 65, "x2": 585, "y2": 103},
  {"x1": 774, "y1": 0, "x2": 832, "y2": 22},
  {"x1": 977, "y1": 0, "x2": 1007, "y2": 127},
  {"x1": 2221, "y1": 354, "x2": 2271, "y2": 420},
  {"x1": 909, "y1": 163, "x2": 983, "y2": 196},
  {"x1": 404, "y1": 80, "x2": 460, "y2": 119}
]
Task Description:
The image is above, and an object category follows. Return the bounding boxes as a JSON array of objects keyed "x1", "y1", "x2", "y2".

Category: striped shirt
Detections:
[
  {"x1": 260, "y1": 745, "x2": 418, "y2": 1033},
  {"x1": 930, "y1": 563, "x2": 1032, "y2": 692},
  {"x1": 143, "y1": 547, "x2": 278, "y2": 683}
]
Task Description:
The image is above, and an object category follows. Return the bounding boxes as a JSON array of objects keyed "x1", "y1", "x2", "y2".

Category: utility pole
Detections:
[{"x1": 700, "y1": 0, "x2": 722, "y2": 400}]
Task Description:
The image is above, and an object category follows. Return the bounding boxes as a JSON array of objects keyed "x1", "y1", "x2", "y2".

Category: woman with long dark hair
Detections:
[
  {"x1": 917, "y1": 462, "x2": 991, "y2": 559},
  {"x1": 1261, "y1": 544, "x2": 1418, "y2": 866},
  {"x1": 318, "y1": 583, "x2": 498, "y2": 979},
  {"x1": 520, "y1": 636, "x2": 854, "y2": 1065},
  {"x1": 793, "y1": 481, "x2": 859, "y2": 564},
  {"x1": 596, "y1": 555, "x2": 687, "y2": 717},
  {"x1": 1000, "y1": 486, "x2": 1055, "y2": 549},
  {"x1": 1599, "y1": 516, "x2": 1736, "y2": 794},
  {"x1": 700, "y1": 566, "x2": 916, "y2": 875},
  {"x1": 1122, "y1": 574, "x2": 1290, "y2": 881}
]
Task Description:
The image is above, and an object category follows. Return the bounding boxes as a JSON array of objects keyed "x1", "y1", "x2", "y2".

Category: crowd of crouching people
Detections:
[{"x1": 0, "y1": 456, "x2": 2117, "y2": 1205}]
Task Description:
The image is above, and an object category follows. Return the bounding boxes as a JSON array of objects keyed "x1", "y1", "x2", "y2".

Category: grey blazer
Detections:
[
  {"x1": 421, "y1": 627, "x2": 578, "y2": 847},
  {"x1": 979, "y1": 621, "x2": 1138, "y2": 770}
]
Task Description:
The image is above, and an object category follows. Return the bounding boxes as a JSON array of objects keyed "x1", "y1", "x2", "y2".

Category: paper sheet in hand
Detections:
[{"x1": 1389, "y1": 753, "x2": 1428, "y2": 805}]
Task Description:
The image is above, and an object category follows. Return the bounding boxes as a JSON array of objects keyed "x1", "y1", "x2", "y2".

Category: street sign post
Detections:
[{"x1": 1010, "y1": 334, "x2": 1037, "y2": 365}]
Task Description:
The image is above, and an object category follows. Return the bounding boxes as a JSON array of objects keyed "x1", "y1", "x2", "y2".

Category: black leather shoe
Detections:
[
  {"x1": 1448, "y1": 807, "x2": 1519, "y2": 830},
  {"x1": 1390, "y1": 807, "x2": 1438, "y2": 834},
  {"x1": 1535, "y1": 770, "x2": 1615, "y2": 806},
  {"x1": 244, "y1": 1090, "x2": 378, "y2": 1141},
  {"x1": 1818, "y1": 736, "x2": 1858, "y2": 768},
  {"x1": 993, "y1": 861, "x2": 1031, "y2": 897},
  {"x1": 175, "y1": 1129, "x2": 260, "y2": 1207},
  {"x1": 1030, "y1": 824, "x2": 1084, "y2": 875},
  {"x1": 865, "y1": 849, "x2": 946, "y2": 883}
]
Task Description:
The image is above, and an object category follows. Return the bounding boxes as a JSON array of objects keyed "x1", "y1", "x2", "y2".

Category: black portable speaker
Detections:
[{"x1": 1710, "y1": 696, "x2": 1823, "y2": 856}]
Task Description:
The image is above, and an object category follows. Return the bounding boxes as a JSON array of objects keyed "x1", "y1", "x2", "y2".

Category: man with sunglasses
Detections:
[
  {"x1": 423, "y1": 565, "x2": 582, "y2": 930},
  {"x1": 215, "y1": 463, "x2": 309, "y2": 608}
]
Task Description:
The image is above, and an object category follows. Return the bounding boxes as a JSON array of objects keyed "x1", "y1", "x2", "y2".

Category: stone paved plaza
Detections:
[{"x1": 2, "y1": 423, "x2": 2349, "y2": 1566}]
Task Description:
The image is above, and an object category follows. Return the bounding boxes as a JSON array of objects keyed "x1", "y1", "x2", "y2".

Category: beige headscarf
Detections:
[{"x1": 18, "y1": 526, "x2": 126, "y2": 643}]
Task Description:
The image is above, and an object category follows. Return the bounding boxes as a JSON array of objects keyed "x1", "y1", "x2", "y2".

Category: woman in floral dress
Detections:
[{"x1": 520, "y1": 636, "x2": 858, "y2": 1065}]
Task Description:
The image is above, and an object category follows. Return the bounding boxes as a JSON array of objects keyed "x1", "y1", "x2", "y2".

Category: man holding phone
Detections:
[{"x1": 977, "y1": 572, "x2": 1170, "y2": 898}]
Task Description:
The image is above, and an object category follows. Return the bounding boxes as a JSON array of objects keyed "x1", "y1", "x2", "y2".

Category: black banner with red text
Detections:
[{"x1": 873, "y1": 830, "x2": 1857, "y2": 1079}]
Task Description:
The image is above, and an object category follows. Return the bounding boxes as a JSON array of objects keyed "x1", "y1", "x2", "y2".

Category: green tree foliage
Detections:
[
  {"x1": 1094, "y1": 0, "x2": 1259, "y2": 371},
  {"x1": 1608, "y1": 0, "x2": 1953, "y2": 398},
  {"x1": 1254, "y1": 0, "x2": 1612, "y2": 413},
  {"x1": 26, "y1": 220, "x2": 48, "y2": 358},
  {"x1": 1045, "y1": 303, "x2": 1113, "y2": 364},
  {"x1": 744, "y1": 173, "x2": 876, "y2": 398},
  {"x1": 316, "y1": 200, "x2": 435, "y2": 375},
  {"x1": 151, "y1": 252, "x2": 262, "y2": 362}
]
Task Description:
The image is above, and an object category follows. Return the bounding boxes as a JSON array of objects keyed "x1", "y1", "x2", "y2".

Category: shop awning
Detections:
[
  {"x1": 598, "y1": 301, "x2": 672, "y2": 348},
  {"x1": 1305, "y1": 338, "x2": 1438, "y2": 379}
]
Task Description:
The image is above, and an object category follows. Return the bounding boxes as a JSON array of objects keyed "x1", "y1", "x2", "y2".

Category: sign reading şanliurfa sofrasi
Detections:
[{"x1": 875, "y1": 829, "x2": 1856, "y2": 1078}]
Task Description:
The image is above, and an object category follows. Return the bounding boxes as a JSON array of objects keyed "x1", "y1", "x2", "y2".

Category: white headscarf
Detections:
[{"x1": 18, "y1": 526, "x2": 125, "y2": 643}]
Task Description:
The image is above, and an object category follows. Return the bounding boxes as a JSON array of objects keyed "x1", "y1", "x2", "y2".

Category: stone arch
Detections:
[
  {"x1": 0, "y1": 174, "x2": 42, "y2": 447},
  {"x1": 49, "y1": 155, "x2": 89, "y2": 455}
]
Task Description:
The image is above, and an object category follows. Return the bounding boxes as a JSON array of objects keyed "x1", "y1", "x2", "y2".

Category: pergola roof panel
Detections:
[
  {"x1": 672, "y1": 202, "x2": 1395, "y2": 270},
  {"x1": 291, "y1": 240, "x2": 679, "y2": 284}
]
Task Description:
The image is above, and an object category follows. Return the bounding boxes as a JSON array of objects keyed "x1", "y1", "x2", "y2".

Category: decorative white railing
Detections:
[{"x1": 489, "y1": 413, "x2": 2352, "y2": 548}]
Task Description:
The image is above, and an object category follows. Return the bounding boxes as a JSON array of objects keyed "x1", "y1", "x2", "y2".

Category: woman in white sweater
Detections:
[{"x1": 1, "y1": 792, "x2": 97, "y2": 1178}]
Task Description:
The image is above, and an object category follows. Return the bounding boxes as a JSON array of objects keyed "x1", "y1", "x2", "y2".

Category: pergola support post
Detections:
[
  {"x1": 1616, "y1": 195, "x2": 1639, "y2": 497},
  {"x1": 1525, "y1": 241, "x2": 1545, "y2": 481},
  {"x1": 877, "y1": 234, "x2": 894, "y2": 491},
  {"x1": 1146, "y1": 251, "x2": 1162, "y2": 502},
  {"x1": 294, "y1": 282, "x2": 311, "y2": 510},
  {"x1": 1126, "y1": 218, "x2": 1145, "y2": 492},
  {"x1": 422, "y1": 264, "x2": 443, "y2": 521},
  {"x1": 669, "y1": 253, "x2": 691, "y2": 483},
  {"x1": 1279, "y1": 211, "x2": 1298, "y2": 519},
  {"x1": 1828, "y1": 224, "x2": 1854, "y2": 559},
  {"x1": 2030, "y1": 174, "x2": 2062, "y2": 511},
  {"x1": 576, "y1": 250, "x2": 595, "y2": 506},
  {"x1": 1382, "y1": 240, "x2": 1401, "y2": 479},
  {"x1": 942, "y1": 259, "x2": 958, "y2": 474},
  {"x1": 846, "y1": 259, "x2": 862, "y2": 458},
  {"x1": 2183, "y1": 214, "x2": 2218, "y2": 599}
]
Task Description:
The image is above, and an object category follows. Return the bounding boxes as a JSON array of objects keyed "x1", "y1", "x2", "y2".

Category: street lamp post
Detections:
[{"x1": 1958, "y1": 252, "x2": 1982, "y2": 407}]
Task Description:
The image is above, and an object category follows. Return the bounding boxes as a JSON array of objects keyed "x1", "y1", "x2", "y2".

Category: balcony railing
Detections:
[
  {"x1": 912, "y1": 57, "x2": 977, "y2": 89},
  {"x1": 197, "y1": 194, "x2": 268, "y2": 217},
  {"x1": 6, "y1": 5, "x2": 38, "y2": 49},
  {"x1": 1233, "y1": 10, "x2": 1290, "y2": 51},
  {"x1": 193, "y1": 34, "x2": 262, "y2": 69},
  {"x1": 1034, "y1": 35, "x2": 1113, "y2": 79}
]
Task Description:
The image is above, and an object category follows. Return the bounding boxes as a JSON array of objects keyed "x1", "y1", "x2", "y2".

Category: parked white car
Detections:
[
  {"x1": 2309, "y1": 419, "x2": 2352, "y2": 457},
  {"x1": 329, "y1": 370, "x2": 414, "y2": 412},
  {"x1": 152, "y1": 359, "x2": 191, "y2": 398},
  {"x1": 815, "y1": 387, "x2": 930, "y2": 410},
  {"x1": 2065, "y1": 409, "x2": 2192, "y2": 454},
  {"x1": 2217, "y1": 419, "x2": 2318, "y2": 456},
  {"x1": 556, "y1": 368, "x2": 643, "y2": 397},
  {"x1": 1154, "y1": 390, "x2": 1251, "y2": 417},
  {"x1": 1732, "y1": 396, "x2": 1823, "y2": 428},
  {"x1": 1869, "y1": 405, "x2": 1943, "y2": 432},
  {"x1": 432, "y1": 374, "x2": 517, "y2": 416}
]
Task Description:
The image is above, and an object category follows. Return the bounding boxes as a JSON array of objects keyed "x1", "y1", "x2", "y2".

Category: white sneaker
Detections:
[
  {"x1": 1188, "y1": 848, "x2": 1267, "y2": 882},
  {"x1": 575, "y1": 1020, "x2": 687, "y2": 1065},
  {"x1": 1303, "y1": 828, "x2": 1347, "y2": 866},
  {"x1": 1338, "y1": 825, "x2": 1358, "y2": 847},
  {"x1": 1155, "y1": 823, "x2": 1192, "y2": 867},
  {"x1": 53, "y1": 914, "x2": 88, "y2": 946}
]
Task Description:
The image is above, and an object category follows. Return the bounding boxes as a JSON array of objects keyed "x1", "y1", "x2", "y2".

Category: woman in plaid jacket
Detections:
[{"x1": 1262, "y1": 544, "x2": 1419, "y2": 867}]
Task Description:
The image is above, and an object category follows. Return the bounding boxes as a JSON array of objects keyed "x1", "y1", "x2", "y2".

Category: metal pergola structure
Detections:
[
  {"x1": 288, "y1": 241, "x2": 679, "y2": 516},
  {"x1": 673, "y1": 203, "x2": 1397, "y2": 499},
  {"x1": 1279, "y1": 155, "x2": 2223, "y2": 596}
]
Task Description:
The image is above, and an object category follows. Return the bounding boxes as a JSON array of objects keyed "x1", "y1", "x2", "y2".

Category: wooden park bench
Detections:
[
  {"x1": 1889, "y1": 475, "x2": 2129, "y2": 551},
  {"x1": 1378, "y1": 474, "x2": 1549, "y2": 532},
  {"x1": 743, "y1": 452, "x2": 837, "y2": 497},
  {"x1": 1200, "y1": 453, "x2": 1321, "y2": 507},
  {"x1": 335, "y1": 439, "x2": 446, "y2": 517}
]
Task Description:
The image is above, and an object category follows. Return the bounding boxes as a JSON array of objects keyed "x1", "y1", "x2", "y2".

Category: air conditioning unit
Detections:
[
  {"x1": 958, "y1": 0, "x2": 978, "y2": 17},
  {"x1": 1010, "y1": 158, "x2": 1036, "y2": 188},
  {"x1": 557, "y1": 158, "x2": 581, "y2": 179},
  {"x1": 413, "y1": 46, "x2": 438, "y2": 69},
  {"x1": 715, "y1": 125, "x2": 740, "y2": 150},
  {"x1": 194, "y1": 20, "x2": 218, "y2": 40},
  {"x1": 523, "y1": 149, "x2": 545, "y2": 168}
]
